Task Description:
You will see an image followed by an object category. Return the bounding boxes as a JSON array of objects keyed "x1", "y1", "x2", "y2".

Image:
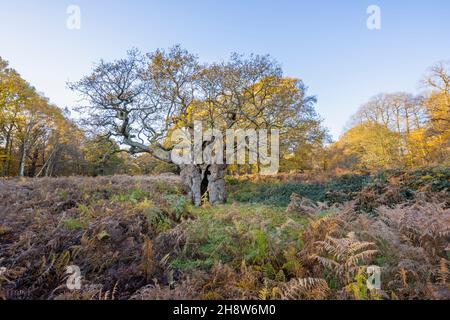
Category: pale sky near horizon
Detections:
[{"x1": 0, "y1": 0, "x2": 449, "y2": 139}]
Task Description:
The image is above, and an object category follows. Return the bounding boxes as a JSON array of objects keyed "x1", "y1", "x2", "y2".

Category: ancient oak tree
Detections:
[{"x1": 69, "y1": 46, "x2": 322, "y2": 205}]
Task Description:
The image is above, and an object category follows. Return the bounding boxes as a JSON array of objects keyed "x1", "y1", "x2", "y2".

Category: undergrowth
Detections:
[
  {"x1": 227, "y1": 167, "x2": 450, "y2": 211},
  {"x1": 0, "y1": 169, "x2": 448, "y2": 300}
]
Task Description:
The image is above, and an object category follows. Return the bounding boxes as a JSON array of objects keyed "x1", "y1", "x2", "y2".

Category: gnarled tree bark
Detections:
[{"x1": 180, "y1": 164, "x2": 227, "y2": 206}]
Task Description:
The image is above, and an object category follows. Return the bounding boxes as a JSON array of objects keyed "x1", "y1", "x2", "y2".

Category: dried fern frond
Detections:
[
  {"x1": 300, "y1": 215, "x2": 343, "y2": 262},
  {"x1": 344, "y1": 250, "x2": 378, "y2": 269},
  {"x1": 130, "y1": 280, "x2": 196, "y2": 300},
  {"x1": 286, "y1": 193, "x2": 319, "y2": 217},
  {"x1": 437, "y1": 258, "x2": 449, "y2": 285},
  {"x1": 312, "y1": 234, "x2": 377, "y2": 284},
  {"x1": 258, "y1": 287, "x2": 270, "y2": 300},
  {"x1": 311, "y1": 255, "x2": 341, "y2": 270},
  {"x1": 139, "y1": 236, "x2": 156, "y2": 281},
  {"x1": 378, "y1": 203, "x2": 450, "y2": 255},
  {"x1": 280, "y1": 278, "x2": 330, "y2": 300}
]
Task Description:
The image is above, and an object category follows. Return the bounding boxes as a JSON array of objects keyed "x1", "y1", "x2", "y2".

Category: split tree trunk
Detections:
[
  {"x1": 180, "y1": 164, "x2": 227, "y2": 206},
  {"x1": 123, "y1": 138, "x2": 228, "y2": 206}
]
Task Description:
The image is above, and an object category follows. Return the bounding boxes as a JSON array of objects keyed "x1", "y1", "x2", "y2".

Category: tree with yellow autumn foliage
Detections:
[{"x1": 328, "y1": 61, "x2": 449, "y2": 171}]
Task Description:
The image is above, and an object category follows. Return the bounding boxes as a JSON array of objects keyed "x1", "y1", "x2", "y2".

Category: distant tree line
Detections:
[
  {"x1": 1, "y1": 53, "x2": 448, "y2": 179},
  {"x1": 0, "y1": 57, "x2": 176, "y2": 177},
  {"x1": 327, "y1": 61, "x2": 449, "y2": 171}
]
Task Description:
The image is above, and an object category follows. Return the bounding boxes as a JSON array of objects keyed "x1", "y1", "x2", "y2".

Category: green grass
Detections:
[
  {"x1": 227, "y1": 174, "x2": 372, "y2": 206},
  {"x1": 111, "y1": 188, "x2": 149, "y2": 203},
  {"x1": 163, "y1": 194, "x2": 189, "y2": 220},
  {"x1": 226, "y1": 167, "x2": 450, "y2": 207},
  {"x1": 169, "y1": 203, "x2": 309, "y2": 272},
  {"x1": 144, "y1": 207, "x2": 174, "y2": 233},
  {"x1": 62, "y1": 218, "x2": 84, "y2": 231}
]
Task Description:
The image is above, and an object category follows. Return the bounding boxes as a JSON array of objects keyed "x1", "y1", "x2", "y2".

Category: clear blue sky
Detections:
[{"x1": 1, "y1": 0, "x2": 449, "y2": 139}]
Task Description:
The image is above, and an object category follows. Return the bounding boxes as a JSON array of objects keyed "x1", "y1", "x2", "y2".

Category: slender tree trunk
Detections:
[
  {"x1": 18, "y1": 141, "x2": 27, "y2": 177},
  {"x1": 3, "y1": 126, "x2": 13, "y2": 176},
  {"x1": 6, "y1": 135, "x2": 13, "y2": 175},
  {"x1": 47, "y1": 149, "x2": 58, "y2": 177},
  {"x1": 3, "y1": 133, "x2": 10, "y2": 176}
]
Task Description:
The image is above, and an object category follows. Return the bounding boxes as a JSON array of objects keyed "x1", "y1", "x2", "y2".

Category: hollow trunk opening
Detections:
[
  {"x1": 180, "y1": 164, "x2": 227, "y2": 206},
  {"x1": 200, "y1": 166, "x2": 211, "y2": 202}
]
